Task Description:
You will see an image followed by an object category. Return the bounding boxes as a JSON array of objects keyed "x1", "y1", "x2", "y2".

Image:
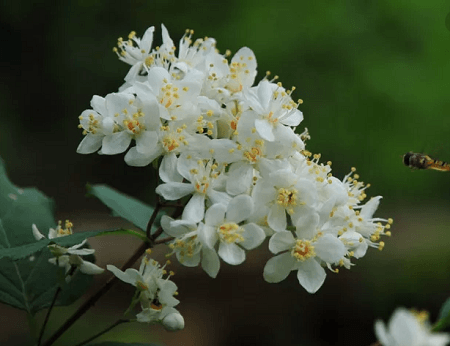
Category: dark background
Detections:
[{"x1": 2, "y1": 1, "x2": 450, "y2": 345}]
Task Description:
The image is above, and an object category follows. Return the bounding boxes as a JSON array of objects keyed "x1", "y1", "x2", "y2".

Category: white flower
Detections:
[
  {"x1": 114, "y1": 27, "x2": 155, "y2": 68},
  {"x1": 375, "y1": 308, "x2": 450, "y2": 346},
  {"x1": 252, "y1": 169, "x2": 317, "y2": 233},
  {"x1": 161, "y1": 216, "x2": 220, "y2": 278},
  {"x1": 134, "y1": 67, "x2": 203, "y2": 121},
  {"x1": 107, "y1": 255, "x2": 183, "y2": 328},
  {"x1": 77, "y1": 92, "x2": 160, "y2": 156},
  {"x1": 243, "y1": 80, "x2": 303, "y2": 142},
  {"x1": 76, "y1": 96, "x2": 115, "y2": 154},
  {"x1": 263, "y1": 212, "x2": 346, "y2": 293},
  {"x1": 224, "y1": 47, "x2": 257, "y2": 93},
  {"x1": 199, "y1": 195, "x2": 266, "y2": 265},
  {"x1": 32, "y1": 222, "x2": 104, "y2": 275},
  {"x1": 156, "y1": 156, "x2": 231, "y2": 222}
]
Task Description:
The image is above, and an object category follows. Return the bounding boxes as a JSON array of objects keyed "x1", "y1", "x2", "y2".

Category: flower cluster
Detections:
[
  {"x1": 375, "y1": 308, "x2": 450, "y2": 346},
  {"x1": 32, "y1": 220, "x2": 104, "y2": 276},
  {"x1": 77, "y1": 25, "x2": 392, "y2": 293},
  {"x1": 107, "y1": 252, "x2": 184, "y2": 331}
]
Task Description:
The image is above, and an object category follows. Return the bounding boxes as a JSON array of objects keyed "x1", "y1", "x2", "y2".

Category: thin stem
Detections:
[
  {"x1": 38, "y1": 266, "x2": 77, "y2": 346},
  {"x1": 72, "y1": 319, "x2": 129, "y2": 346},
  {"x1": 38, "y1": 286, "x2": 61, "y2": 346},
  {"x1": 154, "y1": 236, "x2": 174, "y2": 245},
  {"x1": 151, "y1": 201, "x2": 184, "y2": 241},
  {"x1": 150, "y1": 226, "x2": 164, "y2": 241},
  {"x1": 41, "y1": 242, "x2": 148, "y2": 346},
  {"x1": 146, "y1": 200, "x2": 162, "y2": 239}
]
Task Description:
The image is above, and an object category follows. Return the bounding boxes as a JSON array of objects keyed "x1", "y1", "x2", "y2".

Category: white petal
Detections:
[
  {"x1": 218, "y1": 242, "x2": 245, "y2": 265},
  {"x1": 281, "y1": 109, "x2": 303, "y2": 127},
  {"x1": 205, "y1": 203, "x2": 226, "y2": 227},
  {"x1": 226, "y1": 163, "x2": 254, "y2": 196},
  {"x1": 124, "y1": 145, "x2": 162, "y2": 167},
  {"x1": 102, "y1": 132, "x2": 131, "y2": 154},
  {"x1": 140, "y1": 26, "x2": 155, "y2": 53},
  {"x1": 176, "y1": 250, "x2": 200, "y2": 267},
  {"x1": 147, "y1": 67, "x2": 170, "y2": 93},
  {"x1": 155, "y1": 182, "x2": 194, "y2": 200},
  {"x1": 136, "y1": 131, "x2": 158, "y2": 154},
  {"x1": 160, "y1": 153, "x2": 182, "y2": 183},
  {"x1": 268, "y1": 204, "x2": 287, "y2": 232},
  {"x1": 161, "y1": 216, "x2": 188, "y2": 238},
  {"x1": 240, "y1": 223, "x2": 266, "y2": 250},
  {"x1": 79, "y1": 261, "x2": 105, "y2": 275},
  {"x1": 76, "y1": 134, "x2": 103, "y2": 154},
  {"x1": 226, "y1": 195, "x2": 253, "y2": 224},
  {"x1": 314, "y1": 234, "x2": 346, "y2": 263},
  {"x1": 231, "y1": 47, "x2": 257, "y2": 87},
  {"x1": 389, "y1": 309, "x2": 420, "y2": 344},
  {"x1": 32, "y1": 224, "x2": 45, "y2": 240},
  {"x1": 296, "y1": 259, "x2": 326, "y2": 294},
  {"x1": 105, "y1": 92, "x2": 134, "y2": 116},
  {"x1": 68, "y1": 248, "x2": 95, "y2": 256},
  {"x1": 374, "y1": 320, "x2": 391, "y2": 346},
  {"x1": 263, "y1": 252, "x2": 295, "y2": 283},
  {"x1": 268, "y1": 230, "x2": 295, "y2": 253},
  {"x1": 90, "y1": 95, "x2": 107, "y2": 115},
  {"x1": 162, "y1": 311, "x2": 185, "y2": 331},
  {"x1": 294, "y1": 212, "x2": 319, "y2": 239},
  {"x1": 106, "y1": 265, "x2": 141, "y2": 286},
  {"x1": 201, "y1": 246, "x2": 220, "y2": 278},
  {"x1": 255, "y1": 80, "x2": 272, "y2": 110},
  {"x1": 360, "y1": 196, "x2": 382, "y2": 219},
  {"x1": 255, "y1": 119, "x2": 275, "y2": 141},
  {"x1": 182, "y1": 194, "x2": 205, "y2": 222},
  {"x1": 207, "y1": 189, "x2": 232, "y2": 206},
  {"x1": 197, "y1": 224, "x2": 219, "y2": 249}
]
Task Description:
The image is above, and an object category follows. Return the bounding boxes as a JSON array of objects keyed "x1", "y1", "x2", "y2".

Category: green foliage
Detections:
[
  {"x1": 0, "y1": 229, "x2": 137, "y2": 261},
  {"x1": 87, "y1": 184, "x2": 161, "y2": 233},
  {"x1": 434, "y1": 298, "x2": 450, "y2": 331},
  {"x1": 0, "y1": 158, "x2": 94, "y2": 315}
]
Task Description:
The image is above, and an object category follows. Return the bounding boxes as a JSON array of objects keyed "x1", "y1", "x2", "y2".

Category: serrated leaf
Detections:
[
  {"x1": 88, "y1": 184, "x2": 157, "y2": 231},
  {"x1": 0, "y1": 229, "x2": 128, "y2": 261},
  {"x1": 0, "y1": 159, "x2": 95, "y2": 314}
]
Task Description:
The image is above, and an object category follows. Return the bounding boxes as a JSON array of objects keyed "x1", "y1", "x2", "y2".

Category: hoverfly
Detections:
[{"x1": 403, "y1": 151, "x2": 450, "y2": 172}]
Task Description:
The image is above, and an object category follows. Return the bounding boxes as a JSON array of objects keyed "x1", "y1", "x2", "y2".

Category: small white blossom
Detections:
[
  {"x1": 161, "y1": 216, "x2": 220, "y2": 278},
  {"x1": 263, "y1": 212, "x2": 346, "y2": 293},
  {"x1": 32, "y1": 221, "x2": 104, "y2": 275},
  {"x1": 199, "y1": 195, "x2": 266, "y2": 265},
  {"x1": 156, "y1": 156, "x2": 230, "y2": 222},
  {"x1": 107, "y1": 254, "x2": 183, "y2": 328},
  {"x1": 375, "y1": 308, "x2": 450, "y2": 346}
]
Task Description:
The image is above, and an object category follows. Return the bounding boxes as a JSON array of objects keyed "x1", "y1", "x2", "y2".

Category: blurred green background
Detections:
[{"x1": 1, "y1": 1, "x2": 450, "y2": 345}]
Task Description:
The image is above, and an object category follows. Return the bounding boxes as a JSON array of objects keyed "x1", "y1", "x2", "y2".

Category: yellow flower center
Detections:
[
  {"x1": 218, "y1": 222, "x2": 244, "y2": 244},
  {"x1": 292, "y1": 239, "x2": 315, "y2": 261}
]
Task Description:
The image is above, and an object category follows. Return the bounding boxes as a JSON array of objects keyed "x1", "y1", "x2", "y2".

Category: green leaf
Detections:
[
  {"x1": 0, "y1": 158, "x2": 94, "y2": 314},
  {"x1": 434, "y1": 298, "x2": 450, "y2": 331},
  {"x1": 87, "y1": 184, "x2": 157, "y2": 232},
  {"x1": 0, "y1": 228, "x2": 148, "y2": 261}
]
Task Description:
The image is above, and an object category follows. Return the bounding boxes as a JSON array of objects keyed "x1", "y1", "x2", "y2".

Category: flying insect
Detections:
[{"x1": 403, "y1": 151, "x2": 450, "y2": 172}]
